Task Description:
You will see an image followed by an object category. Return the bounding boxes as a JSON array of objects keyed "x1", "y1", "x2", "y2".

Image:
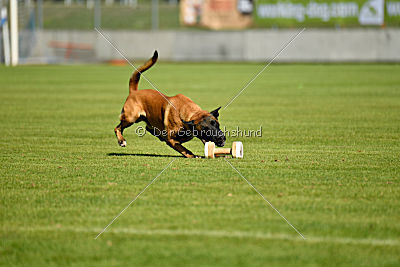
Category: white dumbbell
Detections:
[{"x1": 204, "y1": 141, "x2": 243, "y2": 159}]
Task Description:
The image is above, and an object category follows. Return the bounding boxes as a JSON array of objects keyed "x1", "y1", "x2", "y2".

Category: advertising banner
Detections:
[{"x1": 256, "y1": 0, "x2": 400, "y2": 27}]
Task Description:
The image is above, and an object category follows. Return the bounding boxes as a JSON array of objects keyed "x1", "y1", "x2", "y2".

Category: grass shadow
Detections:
[{"x1": 107, "y1": 152, "x2": 182, "y2": 158}]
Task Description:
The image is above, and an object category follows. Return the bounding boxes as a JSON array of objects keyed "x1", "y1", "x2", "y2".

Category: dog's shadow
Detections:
[{"x1": 107, "y1": 152, "x2": 182, "y2": 158}]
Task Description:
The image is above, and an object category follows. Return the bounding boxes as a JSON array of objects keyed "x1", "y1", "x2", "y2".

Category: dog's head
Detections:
[{"x1": 182, "y1": 107, "x2": 226, "y2": 147}]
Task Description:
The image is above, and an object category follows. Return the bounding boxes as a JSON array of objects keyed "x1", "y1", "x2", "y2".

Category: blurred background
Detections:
[{"x1": 0, "y1": 0, "x2": 399, "y2": 64}]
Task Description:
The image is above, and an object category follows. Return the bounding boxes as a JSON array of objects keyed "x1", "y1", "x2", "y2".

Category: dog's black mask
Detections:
[{"x1": 183, "y1": 107, "x2": 226, "y2": 147}]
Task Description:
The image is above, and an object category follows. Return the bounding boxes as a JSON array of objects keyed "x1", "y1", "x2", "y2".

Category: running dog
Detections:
[{"x1": 114, "y1": 51, "x2": 226, "y2": 158}]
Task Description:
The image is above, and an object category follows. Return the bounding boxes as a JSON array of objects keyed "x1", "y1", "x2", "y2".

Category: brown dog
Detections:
[{"x1": 114, "y1": 51, "x2": 226, "y2": 158}]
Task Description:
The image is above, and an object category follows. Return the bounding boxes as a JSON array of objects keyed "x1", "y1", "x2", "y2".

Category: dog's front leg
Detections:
[{"x1": 167, "y1": 139, "x2": 195, "y2": 158}]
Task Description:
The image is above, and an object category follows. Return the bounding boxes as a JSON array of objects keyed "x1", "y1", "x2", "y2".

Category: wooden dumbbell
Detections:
[{"x1": 204, "y1": 141, "x2": 243, "y2": 159}]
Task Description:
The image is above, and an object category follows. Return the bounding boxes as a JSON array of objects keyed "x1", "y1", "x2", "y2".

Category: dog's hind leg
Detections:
[
  {"x1": 114, "y1": 120, "x2": 133, "y2": 147},
  {"x1": 114, "y1": 109, "x2": 140, "y2": 147}
]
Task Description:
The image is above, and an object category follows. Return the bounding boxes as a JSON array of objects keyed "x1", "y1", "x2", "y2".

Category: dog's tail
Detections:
[{"x1": 129, "y1": 50, "x2": 158, "y2": 92}]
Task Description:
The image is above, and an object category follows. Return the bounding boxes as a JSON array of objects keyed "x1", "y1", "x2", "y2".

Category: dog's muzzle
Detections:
[{"x1": 215, "y1": 132, "x2": 226, "y2": 147}]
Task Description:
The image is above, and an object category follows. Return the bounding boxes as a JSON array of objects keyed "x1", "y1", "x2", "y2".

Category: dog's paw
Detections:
[{"x1": 119, "y1": 140, "x2": 127, "y2": 147}]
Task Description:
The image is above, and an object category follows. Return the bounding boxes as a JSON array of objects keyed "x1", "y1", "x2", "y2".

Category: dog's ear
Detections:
[
  {"x1": 182, "y1": 119, "x2": 195, "y2": 127},
  {"x1": 210, "y1": 107, "x2": 221, "y2": 118}
]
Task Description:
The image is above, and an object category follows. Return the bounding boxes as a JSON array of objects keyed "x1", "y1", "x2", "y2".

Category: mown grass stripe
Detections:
[{"x1": 14, "y1": 227, "x2": 400, "y2": 247}]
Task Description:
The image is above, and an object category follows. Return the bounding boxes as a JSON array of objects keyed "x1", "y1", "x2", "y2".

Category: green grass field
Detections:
[
  {"x1": 1, "y1": 63, "x2": 400, "y2": 266},
  {"x1": 42, "y1": 2, "x2": 180, "y2": 30}
]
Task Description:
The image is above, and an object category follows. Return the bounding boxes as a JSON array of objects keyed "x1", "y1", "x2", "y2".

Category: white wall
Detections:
[{"x1": 25, "y1": 29, "x2": 400, "y2": 63}]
